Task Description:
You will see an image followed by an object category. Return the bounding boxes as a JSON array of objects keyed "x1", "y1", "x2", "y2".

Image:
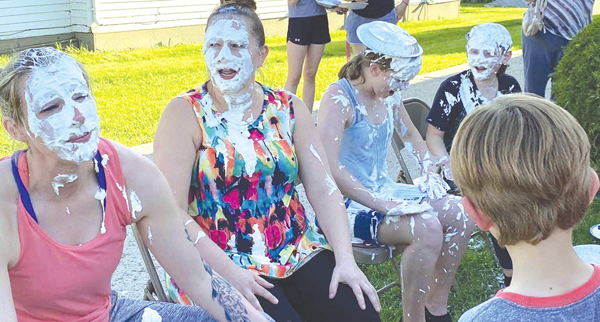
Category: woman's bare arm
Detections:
[
  {"x1": 153, "y1": 98, "x2": 278, "y2": 310},
  {"x1": 118, "y1": 143, "x2": 266, "y2": 322},
  {"x1": 0, "y1": 162, "x2": 23, "y2": 322}
]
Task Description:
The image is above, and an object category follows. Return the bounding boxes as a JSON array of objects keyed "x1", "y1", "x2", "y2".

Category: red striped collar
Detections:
[{"x1": 495, "y1": 264, "x2": 600, "y2": 308}]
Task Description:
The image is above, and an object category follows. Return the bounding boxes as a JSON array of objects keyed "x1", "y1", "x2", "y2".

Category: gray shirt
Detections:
[
  {"x1": 544, "y1": 0, "x2": 594, "y2": 40},
  {"x1": 288, "y1": 0, "x2": 326, "y2": 18},
  {"x1": 459, "y1": 265, "x2": 600, "y2": 322}
]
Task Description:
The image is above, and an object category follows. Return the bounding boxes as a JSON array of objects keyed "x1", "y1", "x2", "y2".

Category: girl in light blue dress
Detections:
[{"x1": 318, "y1": 21, "x2": 475, "y2": 322}]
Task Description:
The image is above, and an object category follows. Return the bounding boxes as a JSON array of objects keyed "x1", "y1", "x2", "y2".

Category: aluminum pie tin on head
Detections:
[{"x1": 356, "y1": 21, "x2": 423, "y2": 58}]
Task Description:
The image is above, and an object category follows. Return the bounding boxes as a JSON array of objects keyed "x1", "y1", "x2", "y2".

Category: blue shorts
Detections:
[
  {"x1": 345, "y1": 9, "x2": 396, "y2": 45},
  {"x1": 345, "y1": 196, "x2": 424, "y2": 244}
]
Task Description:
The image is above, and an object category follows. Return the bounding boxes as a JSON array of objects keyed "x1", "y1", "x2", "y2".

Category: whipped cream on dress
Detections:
[{"x1": 24, "y1": 54, "x2": 100, "y2": 164}]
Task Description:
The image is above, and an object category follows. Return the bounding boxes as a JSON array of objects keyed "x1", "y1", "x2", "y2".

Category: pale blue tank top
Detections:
[{"x1": 336, "y1": 78, "x2": 424, "y2": 200}]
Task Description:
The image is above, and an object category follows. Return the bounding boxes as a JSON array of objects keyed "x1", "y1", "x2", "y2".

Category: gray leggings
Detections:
[{"x1": 109, "y1": 291, "x2": 217, "y2": 322}]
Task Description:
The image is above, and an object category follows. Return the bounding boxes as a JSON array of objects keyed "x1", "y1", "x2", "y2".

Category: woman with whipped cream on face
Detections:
[
  {"x1": 317, "y1": 21, "x2": 475, "y2": 322},
  {"x1": 0, "y1": 47, "x2": 270, "y2": 322},
  {"x1": 425, "y1": 23, "x2": 521, "y2": 289},
  {"x1": 153, "y1": 1, "x2": 381, "y2": 321}
]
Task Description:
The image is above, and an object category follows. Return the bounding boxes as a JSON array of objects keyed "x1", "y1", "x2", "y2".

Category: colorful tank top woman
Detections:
[{"x1": 183, "y1": 82, "x2": 328, "y2": 279}]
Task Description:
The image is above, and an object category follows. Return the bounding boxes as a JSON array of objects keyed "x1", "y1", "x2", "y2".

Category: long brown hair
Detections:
[{"x1": 338, "y1": 51, "x2": 392, "y2": 84}]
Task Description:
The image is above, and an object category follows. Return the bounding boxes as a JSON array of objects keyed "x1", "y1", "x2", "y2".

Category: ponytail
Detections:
[
  {"x1": 210, "y1": 0, "x2": 265, "y2": 47},
  {"x1": 338, "y1": 50, "x2": 393, "y2": 83}
]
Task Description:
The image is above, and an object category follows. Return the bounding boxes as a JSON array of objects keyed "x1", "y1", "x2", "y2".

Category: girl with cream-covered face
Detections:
[
  {"x1": 425, "y1": 23, "x2": 521, "y2": 293},
  {"x1": 318, "y1": 21, "x2": 474, "y2": 322}
]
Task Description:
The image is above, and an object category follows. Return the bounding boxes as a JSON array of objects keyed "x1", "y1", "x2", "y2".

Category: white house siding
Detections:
[
  {"x1": 256, "y1": 0, "x2": 288, "y2": 20},
  {"x1": 93, "y1": 0, "x2": 220, "y2": 33},
  {"x1": 0, "y1": 0, "x2": 92, "y2": 41},
  {"x1": 92, "y1": 0, "x2": 289, "y2": 33}
]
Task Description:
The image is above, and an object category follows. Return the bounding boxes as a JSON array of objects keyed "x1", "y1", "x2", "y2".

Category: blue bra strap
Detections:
[
  {"x1": 94, "y1": 152, "x2": 107, "y2": 193},
  {"x1": 10, "y1": 151, "x2": 107, "y2": 224},
  {"x1": 11, "y1": 151, "x2": 38, "y2": 223}
]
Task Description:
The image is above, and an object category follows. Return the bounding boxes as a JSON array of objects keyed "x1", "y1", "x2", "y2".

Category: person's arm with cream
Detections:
[
  {"x1": 392, "y1": 100, "x2": 450, "y2": 198},
  {"x1": 392, "y1": 101, "x2": 437, "y2": 173},
  {"x1": 117, "y1": 143, "x2": 268, "y2": 322},
  {"x1": 0, "y1": 176, "x2": 18, "y2": 322},
  {"x1": 153, "y1": 98, "x2": 279, "y2": 312},
  {"x1": 318, "y1": 85, "x2": 401, "y2": 215},
  {"x1": 426, "y1": 125, "x2": 452, "y2": 178},
  {"x1": 293, "y1": 94, "x2": 381, "y2": 312}
]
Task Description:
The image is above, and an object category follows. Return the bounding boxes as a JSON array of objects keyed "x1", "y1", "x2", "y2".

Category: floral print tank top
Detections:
[{"x1": 183, "y1": 82, "x2": 327, "y2": 278}]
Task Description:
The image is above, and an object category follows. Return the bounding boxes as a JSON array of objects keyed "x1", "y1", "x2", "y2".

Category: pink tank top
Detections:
[{"x1": 8, "y1": 138, "x2": 132, "y2": 322}]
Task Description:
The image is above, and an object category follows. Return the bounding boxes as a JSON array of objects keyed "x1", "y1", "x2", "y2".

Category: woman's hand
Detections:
[
  {"x1": 329, "y1": 255, "x2": 381, "y2": 312},
  {"x1": 219, "y1": 265, "x2": 279, "y2": 311},
  {"x1": 331, "y1": 6, "x2": 348, "y2": 14}
]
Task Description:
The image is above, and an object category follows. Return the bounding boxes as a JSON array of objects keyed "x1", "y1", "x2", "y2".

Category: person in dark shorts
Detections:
[
  {"x1": 345, "y1": 0, "x2": 410, "y2": 55},
  {"x1": 285, "y1": 0, "x2": 332, "y2": 111},
  {"x1": 426, "y1": 23, "x2": 520, "y2": 288}
]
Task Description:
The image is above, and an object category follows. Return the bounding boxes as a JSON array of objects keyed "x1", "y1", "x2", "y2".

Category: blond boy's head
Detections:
[{"x1": 451, "y1": 94, "x2": 594, "y2": 247}]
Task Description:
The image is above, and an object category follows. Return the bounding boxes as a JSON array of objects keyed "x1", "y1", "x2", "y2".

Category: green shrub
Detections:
[{"x1": 553, "y1": 20, "x2": 600, "y2": 167}]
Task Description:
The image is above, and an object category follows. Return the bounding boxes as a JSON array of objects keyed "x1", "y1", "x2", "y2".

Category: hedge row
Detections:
[{"x1": 553, "y1": 19, "x2": 600, "y2": 167}]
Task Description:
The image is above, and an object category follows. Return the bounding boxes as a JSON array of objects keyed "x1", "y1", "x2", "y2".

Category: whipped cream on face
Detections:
[
  {"x1": 202, "y1": 17, "x2": 264, "y2": 175},
  {"x1": 24, "y1": 55, "x2": 100, "y2": 164},
  {"x1": 203, "y1": 18, "x2": 255, "y2": 98},
  {"x1": 465, "y1": 23, "x2": 512, "y2": 81},
  {"x1": 388, "y1": 56, "x2": 421, "y2": 91}
]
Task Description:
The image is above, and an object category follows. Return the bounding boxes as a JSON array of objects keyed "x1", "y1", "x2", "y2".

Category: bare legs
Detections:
[
  {"x1": 378, "y1": 213, "x2": 443, "y2": 322},
  {"x1": 425, "y1": 195, "x2": 476, "y2": 316},
  {"x1": 350, "y1": 44, "x2": 366, "y2": 57},
  {"x1": 377, "y1": 194, "x2": 475, "y2": 322},
  {"x1": 284, "y1": 42, "x2": 325, "y2": 112}
]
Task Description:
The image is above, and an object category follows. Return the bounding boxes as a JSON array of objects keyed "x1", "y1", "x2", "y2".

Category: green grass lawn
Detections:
[{"x1": 0, "y1": 4, "x2": 526, "y2": 156}]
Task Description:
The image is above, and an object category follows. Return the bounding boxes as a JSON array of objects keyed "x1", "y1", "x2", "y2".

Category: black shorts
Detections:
[{"x1": 287, "y1": 15, "x2": 331, "y2": 46}]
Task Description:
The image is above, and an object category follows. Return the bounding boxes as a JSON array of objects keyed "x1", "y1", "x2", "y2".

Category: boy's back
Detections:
[
  {"x1": 450, "y1": 94, "x2": 600, "y2": 322},
  {"x1": 459, "y1": 265, "x2": 600, "y2": 321}
]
